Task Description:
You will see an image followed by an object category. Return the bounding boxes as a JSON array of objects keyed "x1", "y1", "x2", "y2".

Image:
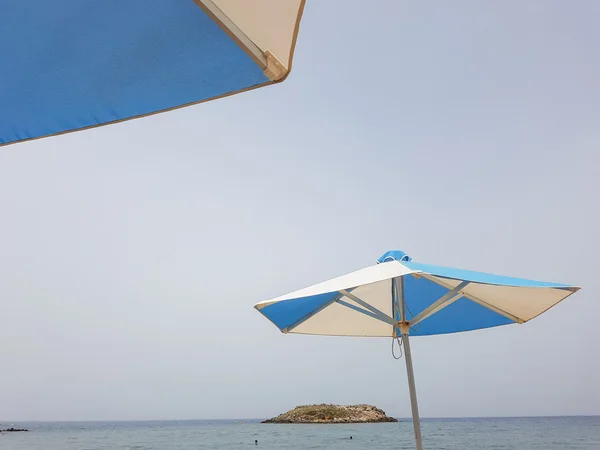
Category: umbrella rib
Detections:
[
  {"x1": 282, "y1": 291, "x2": 346, "y2": 333},
  {"x1": 339, "y1": 290, "x2": 397, "y2": 325},
  {"x1": 420, "y1": 274, "x2": 524, "y2": 324},
  {"x1": 409, "y1": 281, "x2": 470, "y2": 327},
  {"x1": 193, "y1": 0, "x2": 268, "y2": 70},
  {"x1": 336, "y1": 300, "x2": 398, "y2": 326}
]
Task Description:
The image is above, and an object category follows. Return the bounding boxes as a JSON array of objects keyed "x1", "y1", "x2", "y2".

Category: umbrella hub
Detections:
[
  {"x1": 377, "y1": 250, "x2": 412, "y2": 263},
  {"x1": 398, "y1": 322, "x2": 411, "y2": 335}
]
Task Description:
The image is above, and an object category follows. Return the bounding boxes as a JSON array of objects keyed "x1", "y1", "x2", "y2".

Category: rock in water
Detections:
[{"x1": 262, "y1": 404, "x2": 398, "y2": 424}]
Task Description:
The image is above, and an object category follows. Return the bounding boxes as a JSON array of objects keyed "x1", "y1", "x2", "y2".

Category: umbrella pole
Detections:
[{"x1": 401, "y1": 328, "x2": 423, "y2": 450}]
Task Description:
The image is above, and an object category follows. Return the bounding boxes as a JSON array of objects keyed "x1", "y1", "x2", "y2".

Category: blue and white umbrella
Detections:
[
  {"x1": 255, "y1": 250, "x2": 580, "y2": 450},
  {"x1": 0, "y1": 0, "x2": 305, "y2": 146}
]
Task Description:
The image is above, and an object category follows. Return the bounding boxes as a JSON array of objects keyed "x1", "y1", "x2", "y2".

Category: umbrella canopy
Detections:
[
  {"x1": 0, "y1": 0, "x2": 305, "y2": 147},
  {"x1": 255, "y1": 250, "x2": 579, "y2": 337},
  {"x1": 254, "y1": 250, "x2": 580, "y2": 450}
]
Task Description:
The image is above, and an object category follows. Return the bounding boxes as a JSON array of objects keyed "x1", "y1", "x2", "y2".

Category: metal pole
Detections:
[
  {"x1": 402, "y1": 330, "x2": 423, "y2": 450},
  {"x1": 397, "y1": 276, "x2": 423, "y2": 450}
]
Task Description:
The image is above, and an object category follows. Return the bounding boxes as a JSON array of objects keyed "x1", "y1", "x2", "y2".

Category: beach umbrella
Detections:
[
  {"x1": 254, "y1": 250, "x2": 580, "y2": 450},
  {"x1": 0, "y1": 0, "x2": 305, "y2": 147}
]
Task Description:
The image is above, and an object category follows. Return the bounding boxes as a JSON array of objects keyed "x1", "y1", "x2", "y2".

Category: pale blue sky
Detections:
[{"x1": 1, "y1": 0, "x2": 598, "y2": 421}]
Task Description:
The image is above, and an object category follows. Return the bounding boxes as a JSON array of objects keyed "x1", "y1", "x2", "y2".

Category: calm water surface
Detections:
[{"x1": 1, "y1": 417, "x2": 599, "y2": 449}]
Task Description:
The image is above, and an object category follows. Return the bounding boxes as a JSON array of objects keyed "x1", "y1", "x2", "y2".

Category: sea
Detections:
[{"x1": 1, "y1": 416, "x2": 599, "y2": 450}]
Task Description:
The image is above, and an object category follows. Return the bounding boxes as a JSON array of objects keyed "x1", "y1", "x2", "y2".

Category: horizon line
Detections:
[{"x1": 3, "y1": 414, "x2": 599, "y2": 423}]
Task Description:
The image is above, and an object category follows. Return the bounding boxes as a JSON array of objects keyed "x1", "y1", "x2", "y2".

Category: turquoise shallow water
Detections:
[{"x1": 2, "y1": 417, "x2": 599, "y2": 449}]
